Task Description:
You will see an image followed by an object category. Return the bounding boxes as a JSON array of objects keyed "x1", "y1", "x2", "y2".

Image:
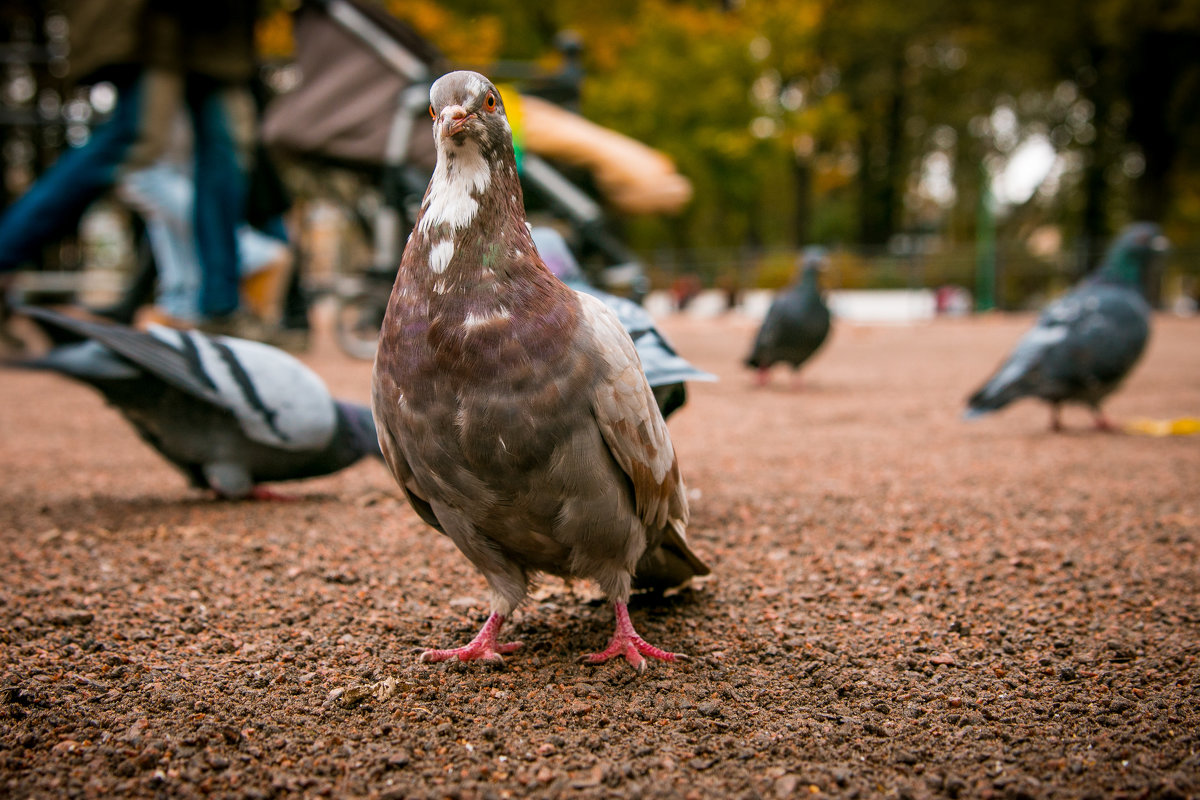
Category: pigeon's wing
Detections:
[
  {"x1": 966, "y1": 286, "x2": 1147, "y2": 413},
  {"x1": 143, "y1": 328, "x2": 339, "y2": 452},
  {"x1": 572, "y1": 286, "x2": 716, "y2": 387},
  {"x1": 20, "y1": 307, "x2": 339, "y2": 452},
  {"x1": 19, "y1": 306, "x2": 226, "y2": 406},
  {"x1": 1053, "y1": 285, "x2": 1150, "y2": 384},
  {"x1": 370, "y1": 401, "x2": 445, "y2": 534},
  {"x1": 578, "y1": 294, "x2": 708, "y2": 577},
  {"x1": 747, "y1": 291, "x2": 798, "y2": 365},
  {"x1": 966, "y1": 295, "x2": 1081, "y2": 413}
]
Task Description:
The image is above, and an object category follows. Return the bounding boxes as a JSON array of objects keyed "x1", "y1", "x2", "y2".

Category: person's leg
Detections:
[
  {"x1": 0, "y1": 83, "x2": 138, "y2": 271},
  {"x1": 0, "y1": 71, "x2": 182, "y2": 273},
  {"x1": 188, "y1": 80, "x2": 255, "y2": 318},
  {"x1": 120, "y1": 163, "x2": 203, "y2": 322},
  {"x1": 237, "y1": 222, "x2": 291, "y2": 325}
]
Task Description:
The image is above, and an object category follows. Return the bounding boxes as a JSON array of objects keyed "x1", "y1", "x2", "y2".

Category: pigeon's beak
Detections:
[{"x1": 440, "y1": 106, "x2": 474, "y2": 138}]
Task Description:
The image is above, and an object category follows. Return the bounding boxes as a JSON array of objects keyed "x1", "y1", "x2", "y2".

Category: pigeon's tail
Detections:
[
  {"x1": 652, "y1": 383, "x2": 688, "y2": 422},
  {"x1": 15, "y1": 305, "x2": 98, "y2": 346},
  {"x1": 633, "y1": 520, "x2": 710, "y2": 593},
  {"x1": 965, "y1": 373, "x2": 1021, "y2": 418},
  {"x1": 7, "y1": 341, "x2": 138, "y2": 383}
]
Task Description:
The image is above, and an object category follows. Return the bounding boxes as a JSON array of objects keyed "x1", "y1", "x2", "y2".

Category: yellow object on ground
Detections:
[{"x1": 1123, "y1": 417, "x2": 1200, "y2": 436}]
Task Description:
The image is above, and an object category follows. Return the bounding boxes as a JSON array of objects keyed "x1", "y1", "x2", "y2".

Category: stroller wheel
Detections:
[{"x1": 334, "y1": 290, "x2": 387, "y2": 360}]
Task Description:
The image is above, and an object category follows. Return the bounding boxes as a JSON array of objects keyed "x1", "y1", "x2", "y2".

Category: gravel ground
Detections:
[{"x1": 1, "y1": 311, "x2": 1198, "y2": 800}]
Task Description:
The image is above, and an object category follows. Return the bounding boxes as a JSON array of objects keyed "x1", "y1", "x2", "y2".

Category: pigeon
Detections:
[
  {"x1": 371, "y1": 71, "x2": 709, "y2": 671},
  {"x1": 746, "y1": 247, "x2": 831, "y2": 386},
  {"x1": 12, "y1": 306, "x2": 382, "y2": 498},
  {"x1": 965, "y1": 222, "x2": 1167, "y2": 431},
  {"x1": 531, "y1": 226, "x2": 716, "y2": 419}
]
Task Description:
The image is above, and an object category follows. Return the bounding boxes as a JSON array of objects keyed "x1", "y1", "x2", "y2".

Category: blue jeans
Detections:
[
  {"x1": 0, "y1": 70, "x2": 253, "y2": 318},
  {"x1": 122, "y1": 161, "x2": 289, "y2": 322}
]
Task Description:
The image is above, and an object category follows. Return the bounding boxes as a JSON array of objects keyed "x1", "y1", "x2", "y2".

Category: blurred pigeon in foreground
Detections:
[
  {"x1": 13, "y1": 306, "x2": 381, "y2": 498},
  {"x1": 371, "y1": 71, "x2": 709, "y2": 671},
  {"x1": 532, "y1": 226, "x2": 715, "y2": 419},
  {"x1": 746, "y1": 247, "x2": 831, "y2": 386},
  {"x1": 966, "y1": 222, "x2": 1166, "y2": 431}
]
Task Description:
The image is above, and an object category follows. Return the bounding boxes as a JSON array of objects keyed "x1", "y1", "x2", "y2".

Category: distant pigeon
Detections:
[
  {"x1": 371, "y1": 71, "x2": 709, "y2": 671},
  {"x1": 746, "y1": 247, "x2": 832, "y2": 386},
  {"x1": 966, "y1": 222, "x2": 1166, "y2": 431},
  {"x1": 13, "y1": 306, "x2": 382, "y2": 498},
  {"x1": 531, "y1": 226, "x2": 715, "y2": 419}
]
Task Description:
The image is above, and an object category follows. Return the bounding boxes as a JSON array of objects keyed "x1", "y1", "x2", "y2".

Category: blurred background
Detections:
[{"x1": 2, "y1": 0, "x2": 1197, "y2": 340}]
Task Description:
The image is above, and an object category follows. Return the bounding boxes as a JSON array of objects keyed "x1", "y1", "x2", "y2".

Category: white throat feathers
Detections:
[{"x1": 419, "y1": 139, "x2": 492, "y2": 236}]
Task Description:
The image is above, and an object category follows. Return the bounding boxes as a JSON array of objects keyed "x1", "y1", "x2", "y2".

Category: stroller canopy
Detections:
[{"x1": 262, "y1": 0, "x2": 691, "y2": 215}]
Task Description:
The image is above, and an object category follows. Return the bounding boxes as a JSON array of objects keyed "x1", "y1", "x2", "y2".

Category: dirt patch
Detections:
[{"x1": 2, "y1": 313, "x2": 1198, "y2": 799}]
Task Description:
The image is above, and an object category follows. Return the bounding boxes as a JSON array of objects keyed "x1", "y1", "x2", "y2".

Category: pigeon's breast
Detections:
[{"x1": 375, "y1": 280, "x2": 636, "y2": 564}]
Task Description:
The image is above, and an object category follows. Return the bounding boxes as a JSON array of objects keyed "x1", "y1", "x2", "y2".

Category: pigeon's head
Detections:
[
  {"x1": 798, "y1": 246, "x2": 830, "y2": 274},
  {"x1": 1098, "y1": 222, "x2": 1169, "y2": 287},
  {"x1": 429, "y1": 71, "x2": 512, "y2": 155},
  {"x1": 336, "y1": 402, "x2": 384, "y2": 461}
]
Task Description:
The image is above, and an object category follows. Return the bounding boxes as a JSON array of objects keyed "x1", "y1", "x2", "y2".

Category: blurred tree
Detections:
[{"x1": 260, "y1": 0, "x2": 1199, "y2": 289}]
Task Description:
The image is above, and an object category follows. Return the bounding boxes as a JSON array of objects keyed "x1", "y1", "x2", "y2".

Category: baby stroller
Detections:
[{"x1": 262, "y1": 0, "x2": 691, "y2": 359}]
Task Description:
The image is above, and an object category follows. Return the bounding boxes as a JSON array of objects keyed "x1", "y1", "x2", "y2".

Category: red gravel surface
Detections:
[{"x1": 1, "y1": 312, "x2": 1198, "y2": 800}]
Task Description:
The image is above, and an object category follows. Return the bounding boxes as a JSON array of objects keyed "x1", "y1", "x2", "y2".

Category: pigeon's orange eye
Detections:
[
  {"x1": 484, "y1": 92, "x2": 497, "y2": 111},
  {"x1": 428, "y1": 104, "x2": 435, "y2": 119}
]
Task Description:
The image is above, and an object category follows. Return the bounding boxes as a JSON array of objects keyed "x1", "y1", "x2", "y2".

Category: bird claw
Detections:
[
  {"x1": 580, "y1": 602, "x2": 687, "y2": 672},
  {"x1": 419, "y1": 640, "x2": 522, "y2": 665},
  {"x1": 579, "y1": 634, "x2": 684, "y2": 672}
]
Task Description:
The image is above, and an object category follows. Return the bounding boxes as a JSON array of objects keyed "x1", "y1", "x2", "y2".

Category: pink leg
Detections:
[
  {"x1": 754, "y1": 368, "x2": 770, "y2": 387},
  {"x1": 420, "y1": 612, "x2": 522, "y2": 665},
  {"x1": 247, "y1": 486, "x2": 298, "y2": 502},
  {"x1": 1093, "y1": 409, "x2": 1117, "y2": 432},
  {"x1": 580, "y1": 602, "x2": 686, "y2": 673}
]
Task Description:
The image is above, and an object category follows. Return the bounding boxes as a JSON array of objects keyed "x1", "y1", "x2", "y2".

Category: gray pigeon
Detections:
[
  {"x1": 531, "y1": 226, "x2": 716, "y2": 419},
  {"x1": 13, "y1": 306, "x2": 382, "y2": 498},
  {"x1": 746, "y1": 247, "x2": 831, "y2": 386},
  {"x1": 371, "y1": 71, "x2": 709, "y2": 671},
  {"x1": 965, "y1": 222, "x2": 1167, "y2": 431}
]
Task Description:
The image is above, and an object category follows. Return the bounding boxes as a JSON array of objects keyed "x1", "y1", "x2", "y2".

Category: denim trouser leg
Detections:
[
  {"x1": 0, "y1": 79, "x2": 146, "y2": 272},
  {"x1": 190, "y1": 84, "x2": 253, "y2": 318},
  {"x1": 120, "y1": 163, "x2": 203, "y2": 321}
]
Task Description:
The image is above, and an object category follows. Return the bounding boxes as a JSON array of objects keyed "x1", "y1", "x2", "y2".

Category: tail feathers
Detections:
[
  {"x1": 16, "y1": 305, "x2": 97, "y2": 346},
  {"x1": 965, "y1": 356, "x2": 1033, "y2": 416},
  {"x1": 965, "y1": 383, "x2": 1014, "y2": 417},
  {"x1": 633, "y1": 521, "x2": 710, "y2": 592},
  {"x1": 10, "y1": 341, "x2": 138, "y2": 383}
]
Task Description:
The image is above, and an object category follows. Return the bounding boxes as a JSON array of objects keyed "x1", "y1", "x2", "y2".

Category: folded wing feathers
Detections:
[{"x1": 580, "y1": 294, "x2": 687, "y2": 534}]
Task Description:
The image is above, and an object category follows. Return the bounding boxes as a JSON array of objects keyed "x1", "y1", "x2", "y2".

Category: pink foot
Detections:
[
  {"x1": 248, "y1": 486, "x2": 298, "y2": 502},
  {"x1": 580, "y1": 602, "x2": 687, "y2": 673},
  {"x1": 754, "y1": 368, "x2": 770, "y2": 388},
  {"x1": 420, "y1": 612, "x2": 522, "y2": 665},
  {"x1": 1093, "y1": 411, "x2": 1117, "y2": 432}
]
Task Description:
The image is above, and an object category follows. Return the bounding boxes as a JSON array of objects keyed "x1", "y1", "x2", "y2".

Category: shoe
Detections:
[{"x1": 133, "y1": 305, "x2": 195, "y2": 331}]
